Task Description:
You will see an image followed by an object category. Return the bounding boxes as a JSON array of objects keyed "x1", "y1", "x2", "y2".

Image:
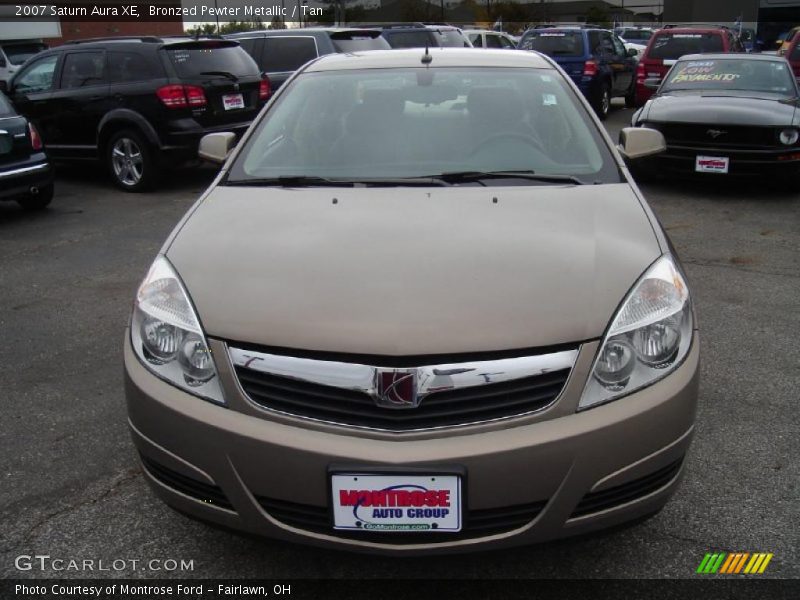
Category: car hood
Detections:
[
  {"x1": 166, "y1": 184, "x2": 661, "y2": 356},
  {"x1": 643, "y1": 92, "x2": 798, "y2": 126}
]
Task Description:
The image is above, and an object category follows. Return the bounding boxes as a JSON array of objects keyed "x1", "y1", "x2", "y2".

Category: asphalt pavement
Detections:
[{"x1": 1, "y1": 103, "x2": 798, "y2": 579}]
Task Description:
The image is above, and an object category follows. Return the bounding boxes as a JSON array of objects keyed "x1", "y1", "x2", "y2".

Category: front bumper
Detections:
[
  {"x1": 641, "y1": 145, "x2": 800, "y2": 178},
  {"x1": 124, "y1": 333, "x2": 700, "y2": 554}
]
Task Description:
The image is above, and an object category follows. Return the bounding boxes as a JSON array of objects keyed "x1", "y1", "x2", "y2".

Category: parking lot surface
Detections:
[{"x1": 1, "y1": 105, "x2": 798, "y2": 579}]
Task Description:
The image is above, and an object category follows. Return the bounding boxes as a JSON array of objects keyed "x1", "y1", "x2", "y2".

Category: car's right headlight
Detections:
[
  {"x1": 579, "y1": 255, "x2": 693, "y2": 410},
  {"x1": 130, "y1": 256, "x2": 225, "y2": 405}
]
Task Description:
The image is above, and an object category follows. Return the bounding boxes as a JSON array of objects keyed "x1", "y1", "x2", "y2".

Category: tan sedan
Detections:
[{"x1": 125, "y1": 48, "x2": 698, "y2": 554}]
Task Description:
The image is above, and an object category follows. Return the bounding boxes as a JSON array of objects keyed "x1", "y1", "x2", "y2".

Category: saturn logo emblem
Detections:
[{"x1": 374, "y1": 369, "x2": 420, "y2": 409}]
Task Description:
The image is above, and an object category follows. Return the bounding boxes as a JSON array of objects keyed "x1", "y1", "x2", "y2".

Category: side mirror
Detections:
[
  {"x1": 618, "y1": 127, "x2": 666, "y2": 160},
  {"x1": 643, "y1": 77, "x2": 661, "y2": 90},
  {"x1": 627, "y1": 48, "x2": 639, "y2": 57},
  {"x1": 198, "y1": 132, "x2": 237, "y2": 164}
]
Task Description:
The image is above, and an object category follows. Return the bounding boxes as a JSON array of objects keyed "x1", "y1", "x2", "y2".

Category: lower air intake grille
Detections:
[
  {"x1": 570, "y1": 457, "x2": 684, "y2": 518},
  {"x1": 256, "y1": 495, "x2": 547, "y2": 544},
  {"x1": 140, "y1": 454, "x2": 233, "y2": 511}
]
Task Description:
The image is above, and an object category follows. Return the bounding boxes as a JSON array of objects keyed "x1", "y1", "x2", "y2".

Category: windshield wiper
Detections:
[
  {"x1": 431, "y1": 170, "x2": 585, "y2": 186},
  {"x1": 224, "y1": 176, "x2": 449, "y2": 188},
  {"x1": 199, "y1": 70, "x2": 239, "y2": 82}
]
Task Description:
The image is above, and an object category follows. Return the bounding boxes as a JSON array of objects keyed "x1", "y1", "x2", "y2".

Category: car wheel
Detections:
[
  {"x1": 594, "y1": 83, "x2": 611, "y2": 121},
  {"x1": 16, "y1": 182, "x2": 53, "y2": 210},
  {"x1": 107, "y1": 129, "x2": 159, "y2": 192}
]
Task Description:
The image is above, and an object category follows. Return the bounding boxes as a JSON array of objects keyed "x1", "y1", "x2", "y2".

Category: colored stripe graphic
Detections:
[{"x1": 698, "y1": 552, "x2": 774, "y2": 575}]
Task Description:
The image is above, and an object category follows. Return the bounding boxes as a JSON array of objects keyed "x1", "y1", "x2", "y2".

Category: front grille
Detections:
[
  {"x1": 235, "y1": 366, "x2": 570, "y2": 431},
  {"x1": 653, "y1": 123, "x2": 776, "y2": 149},
  {"x1": 256, "y1": 495, "x2": 547, "y2": 544},
  {"x1": 140, "y1": 454, "x2": 234, "y2": 511},
  {"x1": 570, "y1": 457, "x2": 684, "y2": 518}
]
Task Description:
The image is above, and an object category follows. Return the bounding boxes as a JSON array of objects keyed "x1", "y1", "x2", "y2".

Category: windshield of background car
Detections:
[
  {"x1": 518, "y1": 31, "x2": 585, "y2": 57},
  {"x1": 4, "y1": 43, "x2": 47, "y2": 65},
  {"x1": 164, "y1": 42, "x2": 259, "y2": 78},
  {"x1": 648, "y1": 32, "x2": 724, "y2": 59},
  {"x1": 432, "y1": 29, "x2": 470, "y2": 47},
  {"x1": 0, "y1": 93, "x2": 15, "y2": 116},
  {"x1": 330, "y1": 32, "x2": 390, "y2": 52},
  {"x1": 619, "y1": 29, "x2": 652, "y2": 41},
  {"x1": 384, "y1": 30, "x2": 436, "y2": 49},
  {"x1": 226, "y1": 67, "x2": 620, "y2": 185},
  {"x1": 662, "y1": 58, "x2": 796, "y2": 94}
]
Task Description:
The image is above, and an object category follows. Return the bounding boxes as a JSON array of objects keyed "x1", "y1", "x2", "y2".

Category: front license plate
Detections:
[
  {"x1": 695, "y1": 155, "x2": 729, "y2": 174},
  {"x1": 222, "y1": 93, "x2": 245, "y2": 110},
  {"x1": 331, "y1": 474, "x2": 462, "y2": 532}
]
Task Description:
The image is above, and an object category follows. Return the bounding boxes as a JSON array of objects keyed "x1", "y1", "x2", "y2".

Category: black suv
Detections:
[
  {"x1": 226, "y1": 28, "x2": 389, "y2": 91},
  {"x1": 3, "y1": 36, "x2": 268, "y2": 191}
]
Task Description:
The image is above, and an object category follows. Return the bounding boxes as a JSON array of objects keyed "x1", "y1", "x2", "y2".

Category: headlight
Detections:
[
  {"x1": 779, "y1": 128, "x2": 799, "y2": 145},
  {"x1": 579, "y1": 255, "x2": 693, "y2": 410},
  {"x1": 130, "y1": 256, "x2": 225, "y2": 405}
]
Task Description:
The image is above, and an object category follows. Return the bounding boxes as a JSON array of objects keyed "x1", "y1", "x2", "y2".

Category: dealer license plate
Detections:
[
  {"x1": 695, "y1": 155, "x2": 729, "y2": 174},
  {"x1": 222, "y1": 93, "x2": 245, "y2": 111},
  {"x1": 331, "y1": 473, "x2": 462, "y2": 532}
]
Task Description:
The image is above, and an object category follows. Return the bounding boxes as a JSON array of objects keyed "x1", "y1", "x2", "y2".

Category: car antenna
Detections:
[{"x1": 421, "y1": 43, "x2": 432, "y2": 65}]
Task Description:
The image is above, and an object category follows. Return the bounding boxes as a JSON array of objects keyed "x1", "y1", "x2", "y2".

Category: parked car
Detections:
[
  {"x1": 631, "y1": 53, "x2": 800, "y2": 182},
  {"x1": 0, "y1": 40, "x2": 48, "y2": 83},
  {"x1": 0, "y1": 91, "x2": 53, "y2": 209},
  {"x1": 784, "y1": 30, "x2": 800, "y2": 79},
  {"x1": 635, "y1": 26, "x2": 745, "y2": 105},
  {"x1": 226, "y1": 28, "x2": 390, "y2": 91},
  {"x1": 518, "y1": 26, "x2": 638, "y2": 119},
  {"x1": 125, "y1": 48, "x2": 698, "y2": 553},
  {"x1": 3, "y1": 36, "x2": 268, "y2": 192},
  {"x1": 776, "y1": 25, "x2": 800, "y2": 54},
  {"x1": 425, "y1": 25, "x2": 473, "y2": 48},
  {"x1": 614, "y1": 27, "x2": 654, "y2": 43},
  {"x1": 463, "y1": 29, "x2": 518, "y2": 49}
]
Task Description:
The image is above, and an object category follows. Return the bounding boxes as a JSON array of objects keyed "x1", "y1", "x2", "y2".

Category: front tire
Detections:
[
  {"x1": 106, "y1": 129, "x2": 160, "y2": 192},
  {"x1": 593, "y1": 82, "x2": 611, "y2": 121},
  {"x1": 17, "y1": 182, "x2": 53, "y2": 210}
]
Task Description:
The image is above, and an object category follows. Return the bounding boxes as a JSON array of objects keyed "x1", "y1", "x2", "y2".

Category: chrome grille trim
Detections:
[{"x1": 228, "y1": 346, "x2": 578, "y2": 432}]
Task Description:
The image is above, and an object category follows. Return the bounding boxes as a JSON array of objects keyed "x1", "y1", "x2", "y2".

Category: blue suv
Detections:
[{"x1": 518, "y1": 26, "x2": 638, "y2": 120}]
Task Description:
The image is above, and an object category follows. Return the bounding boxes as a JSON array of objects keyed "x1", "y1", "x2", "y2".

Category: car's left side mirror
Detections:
[
  {"x1": 198, "y1": 132, "x2": 237, "y2": 164},
  {"x1": 617, "y1": 127, "x2": 666, "y2": 160},
  {"x1": 627, "y1": 48, "x2": 638, "y2": 57},
  {"x1": 643, "y1": 77, "x2": 661, "y2": 90}
]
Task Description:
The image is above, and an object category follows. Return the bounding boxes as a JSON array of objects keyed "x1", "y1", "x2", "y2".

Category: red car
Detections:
[
  {"x1": 785, "y1": 30, "x2": 800, "y2": 79},
  {"x1": 635, "y1": 27, "x2": 745, "y2": 105}
]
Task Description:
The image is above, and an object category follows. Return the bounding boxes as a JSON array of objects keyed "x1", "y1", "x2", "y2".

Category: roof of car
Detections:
[
  {"x1": 677, "y1": 52, "x2": 785, "y2": 61},
  {"x1": 303, "y1": 48, "x2": 553, "y2": 72}
]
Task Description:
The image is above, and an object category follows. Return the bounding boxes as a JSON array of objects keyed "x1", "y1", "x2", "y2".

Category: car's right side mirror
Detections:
[
  {"x1": 643, "y1": 77, "x2": 661, "y2": 90},
  {"x1": 617, "y1": 127, "x2": 666, "y2": 160},
  {"x1": 198, "y1": 132, "x2": 237, "y2": 164}
]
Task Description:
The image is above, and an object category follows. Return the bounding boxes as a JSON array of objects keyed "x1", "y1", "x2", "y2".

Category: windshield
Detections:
[
  {"x1": 227, "y1": 67, "x2": 619, "y2": 186},
  {"x1": 164, "y1": 42, "x2": 258, "y2": 78},
  {"x1": 3, "y1": 43, "x2": 47, "y2": 66},
  {"x1": 518, "y1": 31, "x2": 585, "y2": 57},
  {"x1": 662, "y1": 58, "x2": 796, "y2": 94},
  {"x1": 648, "y1": 32, "x2": 724, "y2": 60}
]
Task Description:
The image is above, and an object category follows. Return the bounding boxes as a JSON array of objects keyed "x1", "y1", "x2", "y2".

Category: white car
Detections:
[{"x1": 463, "y1": 29, "x2": 518, "y2": 49}]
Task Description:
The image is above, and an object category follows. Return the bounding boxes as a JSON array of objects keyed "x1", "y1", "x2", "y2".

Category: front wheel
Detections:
[
  {"x1": 593, "y1": 83, "x2": 611, "y2": 121},
  {"x1": 17, "y1": 182, "x2": 53, "y2": 210},
  {"x1": 106, "y1": 129, "x2": 160, "y2": 192}
]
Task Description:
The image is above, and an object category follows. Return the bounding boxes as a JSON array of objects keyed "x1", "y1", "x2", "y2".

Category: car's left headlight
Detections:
[
  {"x1": 130, "y1": 256, "x2": 225, "y2": 405},
  {"x1": 779, "y1": 128, "x2": 799, "y2": 145},
  {"x1": 579, "y1": 255, "x2": 693, "y2": 410}
]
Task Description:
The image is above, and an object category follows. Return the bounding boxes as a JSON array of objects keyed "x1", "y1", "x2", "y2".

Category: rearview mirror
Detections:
[
  {"x1": 198, "y1": 132, "x2": 237, "y2": 164},
  {"x1": 643, "y1": 77, "x2": 661, "y2": 90},
  {"x1": 617, "y1": 127, "x2": 666, "y2": 160}
]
